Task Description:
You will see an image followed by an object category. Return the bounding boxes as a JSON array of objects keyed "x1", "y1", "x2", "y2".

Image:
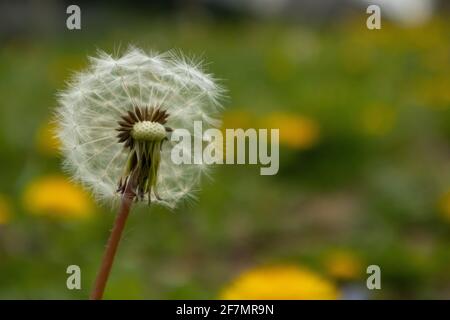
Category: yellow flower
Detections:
[
  {"x1": 220, "y1": 265, "x2": 339, "y2": 300},
  {"x1": 438, "y1": 191, "x2": 450, "y2": 222},
  {"x1": 361, "y1": 105, "x2": 396, "y2": 136},
  {"x1": 23, "y1": 175, "x2": 94, "y2": 220},
  {"x1": 0, "y1": 195, "x2": 13, "y2": 224},
  {"x1": 324, "y1": 250, "x2": 363, "y2": 281},
  {"x1": 263, "y1": 113, "x2": 320, "y2": 150},
  {"x1": 35, "y1": 120, "x2": 61, "y2": 156}
]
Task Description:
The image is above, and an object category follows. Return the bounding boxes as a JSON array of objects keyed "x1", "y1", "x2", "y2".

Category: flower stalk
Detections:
[
  {"x1": 90, "y1": 178, "x2": 136, "y2": 300},
  {"x1": 57, "y1": 48, "x2": 223, "y2": 299}
]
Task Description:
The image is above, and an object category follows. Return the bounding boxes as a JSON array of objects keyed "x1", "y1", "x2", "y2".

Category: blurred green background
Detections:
[{"x1": 0, "y1": 0, "x2": 449, "y2": 299}]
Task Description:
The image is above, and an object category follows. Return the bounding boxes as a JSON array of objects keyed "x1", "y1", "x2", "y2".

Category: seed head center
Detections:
[{"x1": 131, "y1": 121, "x2": 166, "y2": 141}]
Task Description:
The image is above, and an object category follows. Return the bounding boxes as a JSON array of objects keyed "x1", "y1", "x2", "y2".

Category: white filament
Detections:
[{"x1": 56, "y1": 47, "x2": 224, "y2": 209}]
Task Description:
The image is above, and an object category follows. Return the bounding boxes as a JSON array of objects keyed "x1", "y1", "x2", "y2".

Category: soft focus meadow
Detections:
[{"x1": 0, "y1": 3, "x2": 449, "y2": 299}]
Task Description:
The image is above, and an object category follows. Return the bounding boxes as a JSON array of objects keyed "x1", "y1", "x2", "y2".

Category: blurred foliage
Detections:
[{"x1": 0, "y1": 11, "x2": 449, "y2": 299}]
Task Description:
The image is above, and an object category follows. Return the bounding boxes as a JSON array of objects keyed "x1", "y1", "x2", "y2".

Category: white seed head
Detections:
[
  {"x1": 132, "y1": 121, "x2": 166, "y2": 141},
  {"x1": 56, "y1": 47, "x2": 224, "y2": 209}
]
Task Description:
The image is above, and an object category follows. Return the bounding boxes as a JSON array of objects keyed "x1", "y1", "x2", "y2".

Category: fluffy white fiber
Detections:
[{"x1": 56, "y1": 47, "x2": 223, "y2": 209}]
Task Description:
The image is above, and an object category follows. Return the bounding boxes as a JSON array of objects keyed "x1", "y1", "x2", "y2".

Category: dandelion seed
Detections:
[
  {"x1": 56, "y1": 47, "x2": 224, "y2": 299},
  {"x1": 57, "y1": 48, "x2": 223, "y2": 208}
]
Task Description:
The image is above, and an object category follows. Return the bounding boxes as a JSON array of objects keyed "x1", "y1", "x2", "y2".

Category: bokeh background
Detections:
[{"x1": 0, "y1": 0, "x2": 449, "y2": 299}]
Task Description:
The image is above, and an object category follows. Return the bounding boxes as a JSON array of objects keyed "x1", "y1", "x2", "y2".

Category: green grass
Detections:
[{"x1": 0, "y1": 13, "x2": 449, "y2": 299}]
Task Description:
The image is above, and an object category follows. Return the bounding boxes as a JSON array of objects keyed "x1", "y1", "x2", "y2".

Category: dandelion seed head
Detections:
[{"x1": 57, "y1": 47, "x2": 223, "y2": 209}]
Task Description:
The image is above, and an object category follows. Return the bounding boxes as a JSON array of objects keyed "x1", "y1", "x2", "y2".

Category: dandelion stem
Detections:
[{"x1": 90, "y1": 186, "x2": 135, "y2": 300}]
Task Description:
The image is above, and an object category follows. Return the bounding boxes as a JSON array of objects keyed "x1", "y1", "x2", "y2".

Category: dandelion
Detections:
[
  {"x1": 22, "y1": 175, "x2": 93, "y2": 220},
  {"x1": 56, "y1": 48, "x2": 223, "y2": 299},
  {"x1": 264, "y1": 112, "x2": 320, "y2": 150},
  {"x1": 220, "y1": 265, "x2": 339, "y2": 300}
]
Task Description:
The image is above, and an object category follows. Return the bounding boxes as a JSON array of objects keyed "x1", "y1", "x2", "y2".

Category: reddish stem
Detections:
[{"x1": 90, "y1": 188, "x2": 135, "y2": 300}]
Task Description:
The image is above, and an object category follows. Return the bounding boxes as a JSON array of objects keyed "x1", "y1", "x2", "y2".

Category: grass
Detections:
[{"x1": 0, "y1": 13, "x2": 449, "y2": 299}]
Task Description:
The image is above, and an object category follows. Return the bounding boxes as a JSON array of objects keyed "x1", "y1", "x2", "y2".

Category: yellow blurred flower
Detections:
[
  {"x1": 263, "y1": 113, "x2": 320, "y2": 150},
  {"x1": 361, "y1": 105, "x2": 396, "y2": 136},
  {"x1": 220, "y1": 265, "x2": 339, "y2": 300},
  {"x1": 23, "y1": 176, "x2": 94, "y2": 220},
  {"x1": 438, "y1": 191, "x2": 450, "y2": 222},
  {"x1": 0, "y1": 195, "x2": 13, "y2": 224},
  {"x1": 35, "y1": 120, "x2": 61, "y2": 156},
  {"x1": 324, "y1": 250, "x2": 363, "y2": 281}
]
